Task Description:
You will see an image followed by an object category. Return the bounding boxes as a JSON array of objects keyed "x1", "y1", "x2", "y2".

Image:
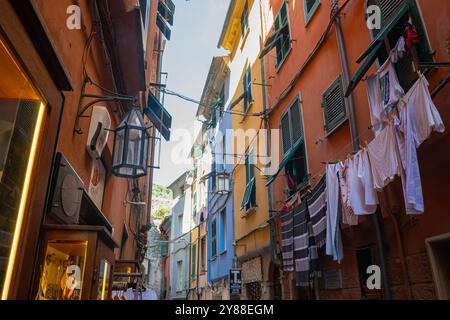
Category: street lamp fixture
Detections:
[
  {"x1": 112, "y1": 106, "x2": 150, "y2": 179},
  {"x1": 216, "y1": 171, "x2": 231, "y2": 194}
]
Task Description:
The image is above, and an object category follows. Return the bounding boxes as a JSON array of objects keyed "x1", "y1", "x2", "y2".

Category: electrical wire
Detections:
[{"x1": 158, "y1": 87, "x2": 266, "y2": 118}]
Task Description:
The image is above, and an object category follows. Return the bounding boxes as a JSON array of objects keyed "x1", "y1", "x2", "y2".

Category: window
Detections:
[
  {"x1": 241, "y1": 151, "x2": 256, "y2": 211},
  {"x1": 280, "y1": 98, "x2": 308, "y2": 191},
  {"x1": 120, "y1": 225, "x2": 128, "y2": 259},
  {"x1": 241, "y1": 1, "x2": 249, "y2": 37},
  {"x1": 322, "y1": 76, "x2": 347, "y2": 134},
  {"x1": 211, "y1": 161, "x2": 216, "y2": 193},
  {"x1": 177, "y1": 261, "x2": 183, "y2": 291},
  {"x1": 243, "y1": 65, "x2": 252, "y2": 112},
  {"x1": 193, "y1": 191, "x2": 197, "y2": 218},
  {"x1": 281, "y1": 99, "x2": 304, "y2": 155},
  {"x1": 304, "y1": 0, "x2": 320, "y2": 25},
  {"x1": 219, "y1": 209, "x2": 227, "y2": 253},
  {"x1": 0, "y1": 34, "x2": 46, "y2": 294},
  {"x1": 366, "y1": 0, "x2": 432, "y2": 91},
  {"x1": 191, "y1": 243, "x2": 197, "y2": 279},
  {"x1": 200, "y1": 237, "x2": 206, "y2": 272},
  {"x1": 218, "y1": 85, "x2": 226, "y2": 118},
  {"x1": 211, "y1": 217, "x2": 217, "y2": 258},
  {"x1": 178, "y1": 214, "x2": 183, "y2": 235},
  {"x1": 274, "y1": 1, "x2": 291, "y2": 68}
]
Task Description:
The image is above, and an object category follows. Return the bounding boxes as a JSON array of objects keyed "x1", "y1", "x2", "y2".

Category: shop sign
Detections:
[
  {"x1": 229, "y1": 269, "x2": 242, "y2": 296},
  {"x1": 88, "y1": 159, "x2": 106, "y2": 209}
]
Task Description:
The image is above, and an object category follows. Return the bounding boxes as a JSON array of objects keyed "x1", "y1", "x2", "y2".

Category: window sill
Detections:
[
  {"x1": 211, "y1": 255, "x2": 217, "y2": 262},
  {"x1": 242, "y1": 206, "x2": 257, "y2": 217},
  {"x1": 324, "y1": 117, "x2": 348, "y2": 138},
  {"x1": 220, "y1": 249, "x2": 227, "y2": 256},
  {"x1": 275, "y1": 46, "x2": 292, "y2": 73}
]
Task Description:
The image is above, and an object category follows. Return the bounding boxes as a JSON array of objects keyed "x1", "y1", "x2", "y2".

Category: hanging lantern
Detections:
[
  {"x1": 216, "y1": 171, "x2": 230, "y2": 194},
  {"x1": 112, "y1": 107, "x2": 149, "y2": 178}
]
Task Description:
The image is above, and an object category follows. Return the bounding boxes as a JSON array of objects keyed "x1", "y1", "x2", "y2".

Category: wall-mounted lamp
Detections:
[
  {"x1": 216, "y1": 171, "x2": 231, "y2": 194},
  {"x1": 112, "y1": 106, "x2": 150, "y2": 178}
]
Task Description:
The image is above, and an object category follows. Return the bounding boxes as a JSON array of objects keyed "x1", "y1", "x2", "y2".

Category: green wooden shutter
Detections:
[
  {"x1": 322, "y1": 76, "x2": 347, "y2": 134},
  {"x1": 290, "y1": 100, "x2": 303, "y2": 145},
  {"x1": 161, "y1": 235, "x2": 168, "y2": 257},
  {"x1": 281, "y1": 113, "x2": 291, "y2": 154},
  {"x1": 379, "y1": 0, "x2": 406, "y2": 28},
  {"x1": 191, "y1": 244, "x2": 197, "y2": 278}
]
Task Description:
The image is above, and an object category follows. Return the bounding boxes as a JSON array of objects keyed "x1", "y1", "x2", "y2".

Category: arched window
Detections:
[{"x1": 365, "y1": 0, "x2": 433, "y2": 91}]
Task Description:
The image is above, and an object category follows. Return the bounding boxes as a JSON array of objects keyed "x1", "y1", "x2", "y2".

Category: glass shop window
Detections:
[
  {"x1": 37, "y1": 241, "x2": 88, "y2": 300},
  {"x1": 97, "y1": 259, "x2": 111, "y2": 300},
  {"x1": 0, "y1": 34, "x2": 45, "y2": 294}
]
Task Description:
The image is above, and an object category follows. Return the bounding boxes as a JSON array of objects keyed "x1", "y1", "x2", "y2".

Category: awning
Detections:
[
  {"x1": 156, "y1": 12, "x2": 171, "y2": 40},
  {"x1": 240, "y1": 177, "x2": 256, "y2": 210},
  {"x1": 144, "y1": 92, "x2": 172, "y2": 141},
  {"x1": 266, "y1": 138, "x2": 304, "y2": 186},
  {"x1": 158, "y1": 0, "x2": 175, "y2": 26},
  {"x1": 345, "y1": 4, "x2": 410, "y2": 97}
]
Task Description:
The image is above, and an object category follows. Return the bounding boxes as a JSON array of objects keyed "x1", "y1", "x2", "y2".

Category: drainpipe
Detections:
[
  {"x1": 331, "y1": 0, "x2": 359, "y2": 150},
  {"x1": 331, "y1": 0, "x2": 391, "y2": 299}
]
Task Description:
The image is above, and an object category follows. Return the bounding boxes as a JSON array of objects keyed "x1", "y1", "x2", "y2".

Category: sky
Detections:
[{"x1": 153, "y1": 0, "x2": 229, "y2": 187}]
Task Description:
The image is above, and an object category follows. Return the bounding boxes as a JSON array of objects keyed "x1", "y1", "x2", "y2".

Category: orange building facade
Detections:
[
  {"x1": 262, "y1": 0, "x2": 450, "y2": 300},
  {"x1": 0, "y1": 0, "x2": 172, "y2": 300}
]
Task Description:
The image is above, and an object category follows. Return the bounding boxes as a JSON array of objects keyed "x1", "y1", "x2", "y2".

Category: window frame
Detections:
[
  {"x1": 322, "y1": 75, "x2": 348, "y2": 135},
  {"x1": 219, "y1": 209, "x2": 227, "y2": 254},
  {"x1": 241, "y1": 1, "x2": 249, "y2": 38},
  {"x1": 279, "y1": 96, "x2": 309, "y2": 191},
  {"x1": 366, "y1": 0, "x2": 434, "y2": 92},
  {"x1": 242, "y1": 150, "x2": 256, "y2": 212},
  {"x1": 280, "y1": 97, "x2": 304, "y2": 156},
  {"x1": 243, "y1": 65, "x2": 253, "y2": 113},
  {"x1": 191, "y1": 243, "x2": 197, "y2": 279},
  {"x1": 211, "y1": 216, "x2": 218, "y2": 259},
  {"x1": 304, "y1": 0, "x2": 321, "y2": 26},
  {"x1": 274, "y1": 0, "x2": 292, "y2": 70},
  {"x1": 200, "y1": 236, "x2": 206, "y2": 272}
]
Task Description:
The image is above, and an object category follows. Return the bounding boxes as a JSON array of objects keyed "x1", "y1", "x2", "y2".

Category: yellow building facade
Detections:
[{"x1": 218, "y1": 0, "x2": 274, "y2": 300}]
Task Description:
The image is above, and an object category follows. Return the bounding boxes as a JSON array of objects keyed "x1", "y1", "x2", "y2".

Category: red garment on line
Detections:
[{"x1": 405, "y1": 25, "x2": 420, "y2": 50}]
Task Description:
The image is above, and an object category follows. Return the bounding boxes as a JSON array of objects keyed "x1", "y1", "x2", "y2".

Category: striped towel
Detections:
[
  {"x1": 280, "y1": 209, "x2": 294, "y2": 272},
  {"x1": 295, "y1": 175, "x2": 327, "y2": 286},
  {"x1": 293, "y1": 201, "x2": 310, "y2": 286},
  {"x1": 307, "y1": 175, "x2": 327, "y2": 248}
]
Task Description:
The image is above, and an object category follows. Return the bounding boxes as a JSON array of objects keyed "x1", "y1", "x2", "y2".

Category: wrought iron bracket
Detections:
[{"x1": 74, "y1": 77, "x2": 137, "y2": 134}]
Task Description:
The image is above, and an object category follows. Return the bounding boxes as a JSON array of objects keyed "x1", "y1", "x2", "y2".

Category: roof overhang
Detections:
[
  {"x1": 217, "y1": 0, "x2": 248, "y2": 50},
  {"x1": 108, "y1": 1, "x2": 146, "y2": 96},
  {"x1": 196, "y1": 56, "x2": 230, "y2": 120}
]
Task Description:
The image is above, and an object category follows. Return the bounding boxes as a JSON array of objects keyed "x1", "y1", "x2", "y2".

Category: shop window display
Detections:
[
  {"x1": 37, "y1": 241, "x2": 87, "y2": 300},
  {"x1": 97, "y1": 259, "x2": 111, "y2": 300},
  {"x1": 0, "y1": 34, "x2": 45, "y2": 294}
]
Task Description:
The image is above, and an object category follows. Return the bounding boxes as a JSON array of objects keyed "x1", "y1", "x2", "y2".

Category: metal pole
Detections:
[{"x1": 332, "y1": 0, "x2": 360, "y2": 151}]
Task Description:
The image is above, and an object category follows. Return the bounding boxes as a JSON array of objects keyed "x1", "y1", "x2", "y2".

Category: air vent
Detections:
[{"x1": 47, "y1": 153, "x2": 83, "y2": 225}]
